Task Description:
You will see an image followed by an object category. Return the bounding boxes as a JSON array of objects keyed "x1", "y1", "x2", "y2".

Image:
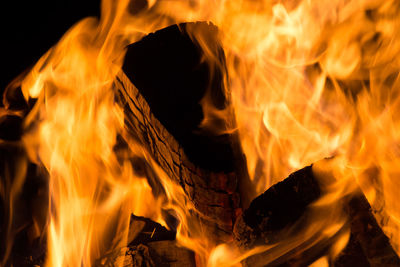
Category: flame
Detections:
[{"x1": 2, "y1": 0, "x2": 400, "y2": 266}]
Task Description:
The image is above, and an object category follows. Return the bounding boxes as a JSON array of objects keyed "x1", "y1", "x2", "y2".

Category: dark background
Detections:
[{"x1": 1, "y1": 0, "x2": 100, "y2": 92}]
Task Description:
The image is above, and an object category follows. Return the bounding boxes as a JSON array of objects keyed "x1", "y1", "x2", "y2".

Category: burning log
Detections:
[
  {"x1": 114, "y1": 71, "x2": 239, "y2": 237},
  {"x1": 95, "y1": 215, "x2": 195, "y2": 267},
  {"x1": 233, "y1": 164, "x2": 400, "y2": 266},
  {"x1": 95, "y1": 242, "x2": 195, "y2": 267},
  {"x1": 114, "y1": 22, "x2": 247, "y2": 240},
  {"x1": 233, "y1": 166, "x2": 320, "y2": 249}
]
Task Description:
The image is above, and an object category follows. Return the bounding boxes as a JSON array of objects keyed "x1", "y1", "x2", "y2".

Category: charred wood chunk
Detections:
[
  {"x1": 234, "y1": 166, "x2": 320, "y2": 248},
  {"x1": 234, "y1": 165, "x2": 400, "y2": 266},
  {"x1": 146, "y1": 241, "x2": 196, "y2": 267},
  {"x1": 128, "y1": 215, "x2": 176, "y2": 246},
  {"x1": 95, "y1": 215, "x2": 195, "y2": 267},
  {"x1": 95, "y1": 242, "x2": 195, "y2": 267},
  {"x1": 340, "y1": 194, "x2": 400, "y2": 267},
  {"x1": 334, "y1": 233, "x2": 371, "y2": 267},
  {"x1": 95, "y1": 244, "x2": 155, "y2": 267}
]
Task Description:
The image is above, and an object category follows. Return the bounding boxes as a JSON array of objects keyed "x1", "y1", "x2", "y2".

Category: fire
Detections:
[{"x1": 2, "y1": 0, "x2": 400, "y2": 266}]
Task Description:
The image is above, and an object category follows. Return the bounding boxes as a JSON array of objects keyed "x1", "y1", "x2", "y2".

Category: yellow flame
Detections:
[{"x1": 3, "y1": 0, "x2": 400, "y2": 265}]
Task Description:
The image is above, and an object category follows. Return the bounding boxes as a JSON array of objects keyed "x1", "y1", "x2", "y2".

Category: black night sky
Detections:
[{"x1": 2, "y1": 0, "x2": 100, "y2": 92}]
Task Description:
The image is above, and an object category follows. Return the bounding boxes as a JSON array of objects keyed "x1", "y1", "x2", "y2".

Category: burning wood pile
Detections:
[{"x1": 2, "y1": 1, "x2": 400, "y2": 266}]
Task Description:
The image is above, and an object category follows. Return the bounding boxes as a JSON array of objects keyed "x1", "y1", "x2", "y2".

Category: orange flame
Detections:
[{"x1": 2, "y1": 0, "x2": 400, "y2": 266}]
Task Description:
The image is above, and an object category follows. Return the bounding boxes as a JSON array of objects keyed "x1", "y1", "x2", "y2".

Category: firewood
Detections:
[
  {"x1": 122, "y1": 22, "x2": 232, "y2": 173},
  {"x1": 340, "y1": 193, "x2": 400, "y2": 266},
  {"x1": 115, "y1": 70, "x2": 238, "y2": 240},
  {"x1": 233, "y1": 166, "x2": 320, "y2": 249},
  {"x1": 95, "y1": 245, "x2": 155, "y2": 267},
  {"x1": 233, "y1": 165, "x2": 400, "y2": 266},
  {"x1": 95, "y1": 241, "x2": 195, "y2": 267},
  {"x1": 146, "y1": 241, "x2": 195, "y2": 267},
  {"x1": 114, "y1": 22, "x2": 248, "y2": 240},
  {"x1": 127, "y1": 215, "x2": 176, "y2": 246},
  {"x1": 95, "y1": 215, "x2": 195, "y2": 267}
]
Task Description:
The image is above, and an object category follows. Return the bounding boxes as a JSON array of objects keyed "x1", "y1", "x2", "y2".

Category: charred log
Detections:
[
  {"x1": 95, "y1": 242, "x2": 195, "y2": 267},
  {"x1": 114, "y1": 70, "x2": 239, "y2": 240},
  {"x1": 122, "y1": 22, "x2": 231, "y2": 173},
  {"x1": 95, "y1": 215, "x2": 195, "y2": 267},
  {"x1": 115, "y1": 22, "x2": 248, "y2": 239},
  {"x1": 233, "y1": 166, "x2": 320, "y2": 249},
  {"x1": 233, "y1": 165, "x2": 400, "y2": 267}
]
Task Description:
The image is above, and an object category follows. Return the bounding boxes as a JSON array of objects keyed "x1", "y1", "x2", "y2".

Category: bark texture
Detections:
[
  {"x1": 115, "y1": 22, "x2": 248, "y2": 239},
  {"x1": 114, "y1": 70, "x2": 240, "y2": 238}
]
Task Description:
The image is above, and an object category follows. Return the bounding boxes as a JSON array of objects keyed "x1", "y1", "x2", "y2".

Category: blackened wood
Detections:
[
  {"x1": 147, "y1": 241, "x2": 196, "y2": 267},
  {"x1": 334, "y1": 233, "x2": 371, "y2": 267},
  {"x1": 233, "y1": 165, "x2": 400, "y2": 266},
  {"x1": 96, "y1": 215, "x2": 195, "y2": 267},
  {"x1": 95, "y1": 245, "x2": 154, "y2": 267},
  {"x1": 95, "y1": 241, "x2": 195, "y2": 267},
  {"x1": 128, "y1": 215, "x2": 176, "y2": 246},
  {"x1": 233, "y1": 166, "x2": 321, "y2": 249},
  {"x1": 116, "y1": 22, "x2": 247, "y2": 239},
  {"x1": 342, "y1": 193, "x2": 400, "y2": 266},
  {"x1": 122, "y1": 22, "x2": 232, "y2": 173},
  {"x1": 114, "y1": 70, "x2": 239, "y2": 239}
]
